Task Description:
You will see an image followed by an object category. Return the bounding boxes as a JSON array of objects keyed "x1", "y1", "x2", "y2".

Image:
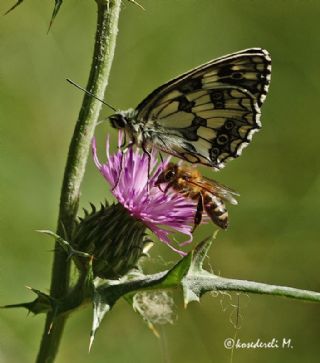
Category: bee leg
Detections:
[{"x1": 192, "y1": 194, "x2": 204, "y2": 233}]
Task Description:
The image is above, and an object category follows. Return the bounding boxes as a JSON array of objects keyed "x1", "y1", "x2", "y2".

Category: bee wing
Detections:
[
  {"x1": 189, "y1": 178, "x2": 239, "y2": 205},
  {"x1": 135, "y1": 48, "x2": 271, "y2": 169}
]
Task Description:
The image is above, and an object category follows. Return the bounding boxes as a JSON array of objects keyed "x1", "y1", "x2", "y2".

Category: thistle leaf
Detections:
[
  {"x1": 5, "y1": 0, "x2": 64, "y2": 32},
  {"x1": 181, "y1": 234, "x2": 217, "y2": 306},
  {"x1": 90, "y1": 280, "x2": 118, "y2": 351},
  {"x1": 48, "y1": 0, "x2": 63, "y2": 32},
  {"x1": 1, "y1": 286, "x2": 54, "y2": 315},
  {"x1": 4, "y1": 0, "x2": 24, "y2": 15},
  {"x1": 37, "y1": 229, "x2": 91, "y2": 260},
  {"x1": 158, "y1": 252, "x2": 192, "y2": 288},
  {"x1": 189, "y1": 231, "x2": 218, "y2": 273}
]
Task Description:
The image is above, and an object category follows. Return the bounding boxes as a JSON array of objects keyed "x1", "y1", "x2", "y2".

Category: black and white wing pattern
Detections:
[{"x1": 135, "y1": 48, "x2": 271, "y2": 169}]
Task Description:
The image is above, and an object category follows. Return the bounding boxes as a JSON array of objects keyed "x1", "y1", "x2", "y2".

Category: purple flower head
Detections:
[{"x1": 92, "y1": 133, "x2": 196, "y2": 255}]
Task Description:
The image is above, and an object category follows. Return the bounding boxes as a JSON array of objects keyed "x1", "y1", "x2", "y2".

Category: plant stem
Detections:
[
  {"x1": 184, "y1": 275, "x2": 320, "y2": 303},
  {"x1": 36, "y1": 1, "x2": 121, "y2": 362},
  {"x1": 92, "y1": 271, "x2": 320, "y2": 314}
]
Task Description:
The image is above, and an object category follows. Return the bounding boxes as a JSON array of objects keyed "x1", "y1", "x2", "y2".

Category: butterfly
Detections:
[{"x1": 109, "y1": 48, "x2": 271, "y2": 170}]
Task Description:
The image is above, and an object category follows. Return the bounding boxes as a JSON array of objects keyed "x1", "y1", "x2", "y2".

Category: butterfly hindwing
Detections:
[
  {"x1": 149, "y1": 86, "x2": 260, "y2": 168},
  {"x1": 135, "y1": 48, "x2": 271, "y2": 169}
]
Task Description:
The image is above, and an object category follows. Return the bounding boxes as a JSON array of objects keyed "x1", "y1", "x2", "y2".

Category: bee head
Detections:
[
  {"x1": 109, "y1": 113, "x2": 128, "y2": 129},
  {"x1": 155, "y1": 163, "x2": 178, "y2": 185}
]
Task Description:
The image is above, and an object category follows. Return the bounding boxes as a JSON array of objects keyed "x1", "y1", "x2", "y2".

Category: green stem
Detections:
[
  {"x1": 6, "y1": 270, "x2": 319, "y2": 321},
  {"x1": 36, "y1": 1, "x2": 121, "y2": 362},
  {"x1": 49, "y1": 272, "x2": 320, "y2": 318},
  {"x1": 184, "y1": 275, "x2": 320, "y2": 303}
]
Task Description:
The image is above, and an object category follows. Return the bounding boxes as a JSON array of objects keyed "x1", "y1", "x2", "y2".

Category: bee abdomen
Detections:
[{"x1": 203, "y1": 194, "x2": 228, "y2": 229}]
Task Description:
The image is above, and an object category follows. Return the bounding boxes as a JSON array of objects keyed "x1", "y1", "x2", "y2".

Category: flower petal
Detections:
[{"x1": 92, "y1": 134, "x2": 198, "y2": 253}]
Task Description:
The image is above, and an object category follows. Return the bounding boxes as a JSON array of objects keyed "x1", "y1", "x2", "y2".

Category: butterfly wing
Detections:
[{"x1": 135, "y1": 48, "x2": 271, "y2": 169}]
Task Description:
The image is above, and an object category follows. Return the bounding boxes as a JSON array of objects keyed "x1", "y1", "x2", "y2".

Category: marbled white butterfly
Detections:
[{"x1": 109, "y1": 48, "x2": 271, "y2": 169}]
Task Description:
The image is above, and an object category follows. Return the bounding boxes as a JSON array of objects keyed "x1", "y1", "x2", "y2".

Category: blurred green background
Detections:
[{"x1": 1, "y1": 0, "x2": 320, "y2": 362}]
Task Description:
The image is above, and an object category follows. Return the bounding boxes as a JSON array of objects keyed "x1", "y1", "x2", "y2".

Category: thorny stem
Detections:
[
  {"x1": 6, "y1": 269, "x2": 319, "y2": 321},
  {"x1": 184, "y1": 275, "x2": 320, "y2": 303},
  {"x1": 36, "y1": 1, "x2": 121, "y2": 362},
  {"x1": 93, "y1": 272, "x2": 320, "y2": 305}
]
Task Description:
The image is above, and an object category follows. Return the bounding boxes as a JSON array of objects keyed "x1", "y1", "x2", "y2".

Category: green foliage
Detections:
[
  {"x1": 4, "y1": 234, "x2": 319, "y2": 352},
  {"x1": 4, "y1": 0, "x2": 24, "y2": 15},
  {"x1": 5, "y1": 0, "x2": 63, "y2": 31}
]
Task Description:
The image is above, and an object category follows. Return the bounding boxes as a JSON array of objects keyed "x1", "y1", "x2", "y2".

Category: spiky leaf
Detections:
[
  {"x1": 4, "y1": 0, "x2": 24, "y2": 15},
  {"x1": 2, "y1": 286, "x2": 54, "y2": 315}
]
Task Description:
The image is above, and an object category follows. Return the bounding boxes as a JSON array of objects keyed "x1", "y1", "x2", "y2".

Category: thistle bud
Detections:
[{"x1": 72, "y1": 202, "x2": 146, "y2": 279}]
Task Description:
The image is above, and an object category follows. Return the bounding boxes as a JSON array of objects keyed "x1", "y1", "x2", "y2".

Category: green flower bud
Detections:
[{"x1": 72, "y1": 203, "x2": 147, "y2": 279}]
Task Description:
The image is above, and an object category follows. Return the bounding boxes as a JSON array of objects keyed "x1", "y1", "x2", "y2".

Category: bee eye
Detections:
[{"x1": 164, "y1": 170, "x2": 175, "y2": 181}]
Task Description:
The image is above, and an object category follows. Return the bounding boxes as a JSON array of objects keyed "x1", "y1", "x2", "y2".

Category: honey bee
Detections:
[{"x1": 155, "y1": 163, "x2": 239, "y2": 231}]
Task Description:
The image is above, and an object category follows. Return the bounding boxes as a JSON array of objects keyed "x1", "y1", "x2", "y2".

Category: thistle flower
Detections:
[
  {"x1": 92, "y1": 133, "x2": 196, "y2": 252},
  {"x1": 72, "y1": 133, "x2": 196, "y2": 279}
]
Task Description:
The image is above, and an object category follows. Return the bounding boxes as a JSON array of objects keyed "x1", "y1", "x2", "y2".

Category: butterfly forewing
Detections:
[{"x1": 135, "y1": 48, "x2": 271, "y2": 169}]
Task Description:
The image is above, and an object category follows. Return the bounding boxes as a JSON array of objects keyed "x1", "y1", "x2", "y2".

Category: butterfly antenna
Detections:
[
  {"x1": 127, "y1": 0, "x2": 145, "y2": 11},
  {"x1": 66, "y1": 78, "x2": 117, "y2": 112}
]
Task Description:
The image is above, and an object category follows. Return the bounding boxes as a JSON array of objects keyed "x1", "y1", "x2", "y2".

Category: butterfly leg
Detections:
[
  {"x1": 158, "y1": 151, "x2": 164, "y2": 165},
  {"x1": 155, "y1": 152, "x2": 167, "y2": 192},
  {"x1": 112, "y1": 141, "x2": 134, "y2": 191},
  {"x1": 142, "y1": 142, "x2": 152, "y2": 193},
  {"x1": 119, "y1": 130, "x2": 127, "y2": 149},
  {"x1": 191, "y1": 194, "x2": 204, "y2": 233},
  {"x1": 161, "y1": 181, "x2": 174, "y2": 194}
]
